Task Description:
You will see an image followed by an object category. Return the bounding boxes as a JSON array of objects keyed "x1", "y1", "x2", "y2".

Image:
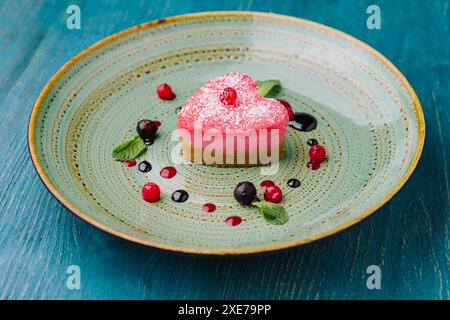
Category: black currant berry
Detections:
[
  {"x1": 136, "y1": 119, "x2": 158, "y2": 141},
  {"x1": 233, "y1": 181, "x2": 257, "y2": 206},
  {"x1": 138, "y1": 161, "x2": 152, "y2": 173}
]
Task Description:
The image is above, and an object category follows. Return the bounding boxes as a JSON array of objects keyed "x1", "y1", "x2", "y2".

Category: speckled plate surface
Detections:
[{"x1": 29, "y1": 12, "x2": 425, "y2": 255}]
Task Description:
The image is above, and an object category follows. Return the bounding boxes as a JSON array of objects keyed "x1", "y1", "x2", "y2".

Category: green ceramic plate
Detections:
[{"x1": 29, "y1": 12, "x2": 425, "y2": 255}]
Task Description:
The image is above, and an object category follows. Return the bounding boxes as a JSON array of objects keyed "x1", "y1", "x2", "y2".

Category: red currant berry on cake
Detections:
[
  {"x1": 220, "y1": 87, "x2": 237, "y2": 106},
  {"x1": 264, "y1": 185, "x2": 283, "y2": 204},
  {"x1": 309, "y1": 145, "x2": 326, "y2": 162},
  {"x1": 142, "y1": 182, "x2": 161, "y2": 203},
  {"x1": 157, "y1": 83, "x2": 175, "y2": 100},
  {"x1": 277, "y1": 99, "x2": 295, "y2": 121}
]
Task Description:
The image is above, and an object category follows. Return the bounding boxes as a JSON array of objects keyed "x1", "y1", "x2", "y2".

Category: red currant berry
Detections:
[
  {"x1": 309, "y1": 145, "x2": 326, "y2": 162},
  {"x1": 157, "y1": 83, "x2": 175, "y2": 100},
  {"x1": 277, "y1": 99, "x2": 295, "y2": 121},
  {"x1": 260, "y1": 180, "x2": 275, "y2": 190},
  {"x1": 220, "y1": 87, "x2": 237, "y2": 106},
  {"x1": 141, "y1": 182, "x2": 161, "y2": 203},
  {"x1": 153, "y1": 120, "x2": 161, "y2": 128},
  {"x1": 264, "y1": 185, "x2": 283, "y2": 204}
]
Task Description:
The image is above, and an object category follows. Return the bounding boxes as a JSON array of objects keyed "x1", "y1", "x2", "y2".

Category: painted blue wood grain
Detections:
[{"x1": 0, "y1": 0, "x2": 448, "y2": 300}]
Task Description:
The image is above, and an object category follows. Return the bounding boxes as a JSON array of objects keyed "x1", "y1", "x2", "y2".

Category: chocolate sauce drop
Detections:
[
  {"x1": 123, "y1": 160, "x2": 137, "y2": 167},
  {"x1": 171, "y1": 190, "x2": 188, "y2": 202},
  {"x1": 287, "y1": 178, "x2": 301, "y2": 188},
  {"x1": 202, "y1": 203, "x2": 216, "y2": 213},
  {"x1": 138, "y1": 161, "x2": 152, "y2": 173},
  {"x1": 289, "y1": 113, "x2": 317, "y2": 132},
  {"x1": 307, "y1": 160, "x2": 321, "y2": 170}
]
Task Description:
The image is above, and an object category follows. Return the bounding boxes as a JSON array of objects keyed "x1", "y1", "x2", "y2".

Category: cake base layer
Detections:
[{"x1": 181, "y1": 141, "x2": 285, "y2": 167}]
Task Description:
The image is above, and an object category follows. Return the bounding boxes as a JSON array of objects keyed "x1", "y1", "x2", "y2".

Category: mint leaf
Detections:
[
  {"x1": 256, "y1": 80, "x2": 281, "y2": 98},
  {"x1": 112, "y1": 135, "x2": 147, "y2": 161},
  {"x1": 252, "y1": 201, "x2": 289, "y2": 225}
]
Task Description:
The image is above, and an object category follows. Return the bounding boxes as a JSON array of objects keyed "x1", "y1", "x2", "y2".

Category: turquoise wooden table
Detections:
[{"x1": 0, "y1": 0, "x2": 448, "y2": 300}]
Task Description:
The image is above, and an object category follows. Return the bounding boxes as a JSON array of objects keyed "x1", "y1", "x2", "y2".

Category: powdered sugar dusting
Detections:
[{"x1": 178, "y1": 73, "x2": 289, "y2": 132}]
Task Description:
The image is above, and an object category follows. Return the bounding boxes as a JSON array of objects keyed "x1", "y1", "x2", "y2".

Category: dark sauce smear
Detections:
[
  {"x1": 289, "y1": 113, "x2": 317, "y2": 132},
  {"x1": 172, "y1": 190, "x2": 189, "y2": 202},
  {"x1": 138, "y1": 161, "x2": 152, "y2": 173},
  {"x1": 123, "y1": 160, "x2": 137, "y2": 167},
  {"x1": 144, "y1": 138, "x2": 154, "y2": 146},
  {"x1": 287, "y1": 178, "x2": 301, "y2": 188},
  {"x1": 307, "y1": 160, "x2": 321, "y2": 170}
]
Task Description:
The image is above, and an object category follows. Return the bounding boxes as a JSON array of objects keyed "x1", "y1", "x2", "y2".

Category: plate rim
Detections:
[{"x1": 28, "y1": 11, "x2": 426, "y2": 255}]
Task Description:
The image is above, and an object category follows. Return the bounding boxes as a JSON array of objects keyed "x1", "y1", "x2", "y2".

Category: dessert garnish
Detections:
[
  {"x1": 137, "y1": 119, "x2": 158, "y2": 145},
  {"x1": 202, "y1": 203, "x2": 216, "y2": 213},
  {"x1": 289, "y1": 113, "x2": 317, "y2": 132},
  {"x1": 112, "y1": 135, "x2": 147, "y2": 161},
  {"x1": 171, "y1": 190, "x2": 189, "y2": 203},
  {"x1": 233, "y1": 181, "x2": 257, "y2": 205},
  {"x1": 157, "y1": 83, "x2": 176, "y2": 100},
  {"x1": 287, "y1": 178, "x2": 301, "y2": 188},
  {"x1": 251, "y1": 200, "x2": 289, "y2": 225},
  {"x1": 257, "y1": 80, "x2": 318, "y2": 132},
  {"x1": 220, "y1": 87, "x2": 238, "y2": 106},
  {"x1": 307, "y1": 144, "x2": 327, "y2": 170},
  {"x1": 260, "y1": 180, "x2": 275, "y2": 190},
  {"x1": 224, "y1": 216, "x2": 242, "y2": 226},
  {"x1": 307, "y1": 161, "x2": 321, "y2": 170},
  {"x1": 277, "y1": 99, "x2": 295, "y2": 121},
  {"x1": 309, "y1": 145, "x2": 326, "y2": 162},
  {"x1": 142, "y1": 182, "x2": 161, "y2": 203},
  {"x1": 138, "y1": 161, "x2": 152, "y2": 173},
  {"x1": 233, "y1": 181, "x2": 289, "y2": 225},
  {"x1": 160, "y1": 166, "x2": 177, "y2": 179},
  {"x1": 112, "y1": 119, "x2": 160, "y2": 161},
  {"x1": 256, "y1": 80, "x2": 281, "y2": 97},
  {"x1": 307, "y1": 138, "x2": 319, "y2": 146},
  {"x1": 263, "y1": 185, "x2": 283, "y2": 203}
]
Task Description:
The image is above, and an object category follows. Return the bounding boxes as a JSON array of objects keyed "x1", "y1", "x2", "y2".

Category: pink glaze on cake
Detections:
[{"x1": 178, "y1": 73, "x2": 289, "y2": 132}]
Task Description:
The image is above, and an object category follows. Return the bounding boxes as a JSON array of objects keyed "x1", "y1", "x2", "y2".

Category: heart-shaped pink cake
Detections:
[{"x1": 178, "y1": 73, "x2": 289, "y2": 166}]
